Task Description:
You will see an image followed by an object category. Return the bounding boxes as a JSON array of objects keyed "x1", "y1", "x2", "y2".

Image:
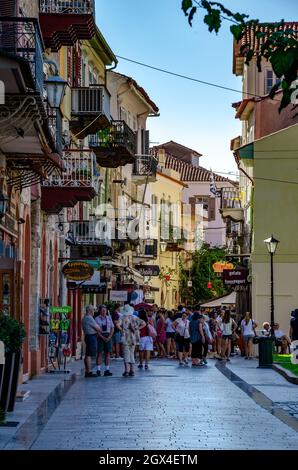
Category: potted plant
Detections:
[{"x1": 0, "y1": 314, "x2": 26, "y2": 413}]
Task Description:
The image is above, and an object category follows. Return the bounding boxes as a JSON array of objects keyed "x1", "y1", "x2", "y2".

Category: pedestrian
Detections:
[
  {"x1": 138, "y1": 309, "x2": 154, "y2": 370},
  {"x1": 82, "y1": 305, "x2": 101, "y2": 378},
  {"x1": 189, "y1": 311, "x2": 205, "y2": 366},
  {"x1": 165, "y1": 311, "x2": 176, "y2": 358},
  {"x1": 219, "y1": 310, "x2": 237, "y2": 361},
  {"x1": 118, "y1": 304, "x2": 146, "y2": 377},
  {"x1": 172, "y1": 312, "x2": 191, "y2": 366},
  {"x1": 156, "y1": 311, "x2": 166, "y2": 358},
  {"x1": 290, "y1": 309, "x2": 298, "y2": 341},
  {"x1": 111, "y1": 303, "x2": 123, "y2": 360},
  {"x1": 241, "y1": 312, "x2": 257, "y2": 360},
  {"x1": 94, "y1": 305, "x2": 114, "y2": 376}
]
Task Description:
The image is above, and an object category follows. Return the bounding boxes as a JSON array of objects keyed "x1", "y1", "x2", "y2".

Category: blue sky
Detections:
[{"x1": 96, "y1": 0, "x2": 297, "y2": 176}]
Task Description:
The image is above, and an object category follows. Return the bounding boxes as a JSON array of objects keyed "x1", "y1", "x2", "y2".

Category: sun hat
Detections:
[{"x1": 120, "y1": 304, "x2": 134, "y2": 316}]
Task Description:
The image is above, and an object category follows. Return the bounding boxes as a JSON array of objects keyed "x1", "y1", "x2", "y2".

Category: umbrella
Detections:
[{"x1": 134, "y1": 302, "x2": 154, "y2": 311}]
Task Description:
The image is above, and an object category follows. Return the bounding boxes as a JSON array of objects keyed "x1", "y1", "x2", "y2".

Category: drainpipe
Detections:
[
  {"x1": 105, "y1": 59, "x2": 118, "y2": 86},
  {"x1": 233, "y1": 151, "x2": 254, "y2": 185}
]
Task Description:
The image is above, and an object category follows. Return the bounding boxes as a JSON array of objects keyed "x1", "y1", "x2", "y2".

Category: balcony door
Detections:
[{"x1": 0, "y1": 270, "x2": 14, "y2": 316}]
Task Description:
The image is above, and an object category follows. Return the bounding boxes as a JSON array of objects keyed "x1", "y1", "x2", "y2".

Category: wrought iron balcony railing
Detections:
[
  {"x1": 89, "y1": 121, "x2": 137, "y2": 155},
  {"x1": 67, "y1": 220, "x2": 112, "y2": 246},
  {"x1": 39, "y1": 0, "x2": 95, "y2": 14},
  {"x1": 42, "y1": 150, "x2": 100, "y2": 191},
  {"x1": 0, "y1": 17, "x2": 44, "y2": 94},
  {"x1": 133, "y1": 154, "x2": 158, "y2": 178},
  {"x1": 71, "y1": 85, "x2": 110, "y2": 117}
]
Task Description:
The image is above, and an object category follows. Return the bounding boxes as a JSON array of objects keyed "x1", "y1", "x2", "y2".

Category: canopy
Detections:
[
  {"x1": 200, "y1": 291, "x2": 236, "y2": 308},
  {"x1": 134, "y1": 302, "x2": 154, "y2": 311}
]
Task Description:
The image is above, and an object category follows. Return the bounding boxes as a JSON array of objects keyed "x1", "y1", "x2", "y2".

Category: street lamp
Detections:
[
  {"x1": 264, "y1": 235, "x2": 279, "y2": 337},
  {"x1": 160, "y1": 240, "x2": 167, "y2": 253},
  {"x1": 45, "y1": 76, "x2": 68, "y2": 108}
]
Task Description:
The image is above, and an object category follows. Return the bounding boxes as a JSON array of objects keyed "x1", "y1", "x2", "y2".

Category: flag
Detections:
[{"x1": 210, "y1": 170, "x2": 221, "y2": 197}]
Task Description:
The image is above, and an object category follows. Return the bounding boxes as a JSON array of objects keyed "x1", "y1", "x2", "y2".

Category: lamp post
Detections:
[
  {"x1": 264, "y1": 235, "x2": 279, "y2": 337},
  {"x1": 45, "y1": 76, "x2": 67, "y2": 109},
  {"x1": 160, "y1": 240, "x2": 167, "y2": 253}
]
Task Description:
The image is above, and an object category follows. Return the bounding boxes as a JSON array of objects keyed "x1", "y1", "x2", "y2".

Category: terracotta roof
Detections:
[
  {"x1": 164, "y1": 154, "x2": 236, "y2": 184},
  {"x1": 153, "y1": 141, "x2": 202, "y2": 163},
  {"x1": 233, "y1": 22, "x2": 298, "y2": 74},
  {"x1": 109, "y1": 71, "x2": 159, "y2": 113}
]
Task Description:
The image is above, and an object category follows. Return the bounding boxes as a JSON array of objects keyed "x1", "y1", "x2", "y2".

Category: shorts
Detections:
[
  {"x1": 166, "y1": 332, "x2": 175, "y2": 339},
  {"x1": 85, "y1": 334, "x2": 97, "y2": 357},
  {"x1": 176, "y1": 335, "x2": 190, "y2": 353},
  {"x1": 222, "y1": 334, "x2": 233, "y2": 341},
  {"x1": 123, "y1": 344, "x2": 135, "y2": 364},
  {"x1": 97, "y1": 335, "x2": 113, "y2": 354},
  {"x1": 139, "y1": 336, "x2": 154, "y2": 351},
  {"x1": 243, "y1": 334, "x2": 254, "y2": 342},
  {"x1": 113, "y1": 331, "x2": 122, "y2": 344}
]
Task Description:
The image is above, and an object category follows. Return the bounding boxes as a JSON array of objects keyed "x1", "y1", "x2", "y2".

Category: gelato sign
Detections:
[
  {"x1": 213, "y1": 262, "x2": 234, "y2": 273},
  {"x1": 222, "y1": 268, "x2": 248, "y2": 286}
]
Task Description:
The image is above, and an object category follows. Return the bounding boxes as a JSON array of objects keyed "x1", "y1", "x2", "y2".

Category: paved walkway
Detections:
[{"x1": 2, "y1": 356, "x2": 298, "y2": 450}]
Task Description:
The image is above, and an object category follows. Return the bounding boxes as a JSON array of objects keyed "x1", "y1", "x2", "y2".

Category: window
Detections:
[{"x1": 265, "y1": 69, "x2": 280, "y2": 95}]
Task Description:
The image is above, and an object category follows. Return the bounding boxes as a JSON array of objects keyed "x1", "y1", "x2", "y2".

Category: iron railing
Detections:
[
  {"x1": 39, "y1": 0, "x2": 95, "y2": 14},
  {"x1": 89, "y1": 120, "x2": 137, "y2": 156},
  {"x1": 71, "y1": 85, "x2": 110, "y2": 117},
  {"x1": 42, "y1": 150, "x2": 100, "y2": 192},
  {"x1": 68, "y1": 220, "x2": 112, "y2": 246},
  {"x1": 47, "y1": 107, "x2": 63, "y2": 154},
  {"x1": 0, "y1": 17, "x2": 44, "y2": 93},
  {"x1": 133, "y1": 154, "x2": 158, "y2": 178},
  {"x1": 221, "y1": 187, "x2": 242, "y2": 210}
]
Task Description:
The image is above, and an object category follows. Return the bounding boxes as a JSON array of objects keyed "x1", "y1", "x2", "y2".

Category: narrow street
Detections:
[{"x1": 3, "y1": 358, "x2": 298, "y2": 450}]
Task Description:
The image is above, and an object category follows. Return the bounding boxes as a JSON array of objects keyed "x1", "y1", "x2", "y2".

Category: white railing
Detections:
[
  {"x1": 71, "y1": 86, "x2": 110, "y2": 117},
  {"x1": 221, "y1": 187, "x2": 242, "y2": 209},
  {"x1": 43, "y1": 150, "x2": 99, "y2": 192},
  {"x1": 40, "y1": 0, "x2": 94, "y2": 14}
]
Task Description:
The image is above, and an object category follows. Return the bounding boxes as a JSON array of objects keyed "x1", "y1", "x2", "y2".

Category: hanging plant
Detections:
[{"x1": 159, "y1": 266, "x2": 177, "y2": 287}]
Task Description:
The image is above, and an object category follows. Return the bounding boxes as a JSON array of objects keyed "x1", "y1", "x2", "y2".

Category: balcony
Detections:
[
  {"x1": 132, "y1": 154, "x2": 158, "y2": 185},
  {"x1": 89, "y1": 120, "x2": 137, "y2": 168},
  {"x1": 39, "y1": 1, "x2": 96, "y2": 51},
  {"x1": 41, "y1": 150, "x2": 100, "y2": 214},
  {"x1": 70, "y1": 86, "x2": 111, "y2": 139},
  {"x1": 132, "y1": 239, "x2": 158, "y2": 263},
  {"x1": 66, "y1": 219, "x2": 113, "y2": 259},
  {"x1": 0, "y1": 17, "x2": 44, "y2": 94},
  {"x1": 220, "y1": 187, "x2": 244, "y2": 222}
]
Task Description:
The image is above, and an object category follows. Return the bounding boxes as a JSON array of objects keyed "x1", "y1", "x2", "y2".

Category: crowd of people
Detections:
[{"x1": 82, "y1": 303, "x2": 298, "y2": 378}]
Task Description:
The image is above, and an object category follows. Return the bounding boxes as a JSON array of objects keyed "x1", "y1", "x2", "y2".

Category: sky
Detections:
[{"x1": 96, "y1": 0, "x2": 298, "y2": 177}]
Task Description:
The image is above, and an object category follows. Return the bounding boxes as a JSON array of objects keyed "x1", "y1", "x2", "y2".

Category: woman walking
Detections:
[
  {"x1": 165, "y1": 311, "x2": 176, "y2": 358},
  {"x1": 172, "y1": 312, "x2": 191, "y2": 366},
  {"x1": 138, "y1": 309, "x2": 154, "y2": 370},
  {"x1": 156, "y1": 312, "x2": 166, "y2": 358},
  {"x1": 241, "y1": 312, "x2": 257, "y2": 360},
  {"x1": 189, "y1": 311, "x2": 205, "y2": 366},
  {"x1": 220, "y1": 310, "x2": 237, "y2": 362}
]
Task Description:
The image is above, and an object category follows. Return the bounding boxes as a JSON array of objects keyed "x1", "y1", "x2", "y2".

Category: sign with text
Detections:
[
  {"x1": 135, "y1": 265, "x2": 160, "y2": 277},
  {"x1": 213, "y1": 261, "x2": 234, "y2": 273},
  {"x1": 62, "y1": 261, "x2": 94, "y2": 281},
  {"x1": 222, "y1": 268, "x2": 248, "y2": 286},
  {"x1": 110, "y1": 290, "x2": 128, "y2": 302},
  {"x1": 50, "y1": 306, "x2": 72, "y2": 314}
]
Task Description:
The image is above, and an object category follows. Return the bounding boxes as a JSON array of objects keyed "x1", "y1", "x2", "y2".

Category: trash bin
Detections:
[{"x1": 258, "y1": 336, "x2": 274, "y2": 368}]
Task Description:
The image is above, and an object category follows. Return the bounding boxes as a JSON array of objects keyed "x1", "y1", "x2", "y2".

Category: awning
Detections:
[
  {"x1": 126, "y1": 266, "x2": 144, "y2": 285},
  {"x1": 201, "y1": 291, "x2": 236, "y2": 308}
]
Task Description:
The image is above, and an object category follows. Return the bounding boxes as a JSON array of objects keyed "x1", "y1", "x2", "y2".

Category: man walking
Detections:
[{"x1": 82, "y1": 305, "x2": 101, "y2": 378}]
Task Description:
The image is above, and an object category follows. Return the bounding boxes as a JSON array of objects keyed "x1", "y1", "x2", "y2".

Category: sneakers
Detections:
[
  {"x1": 144, "y1": 364, "x2": 149, "y2": 370},
  {"x1": 179, "y1": 362, "x2": 184, "y2": 366},
  {"x1": 138, "y1": 364, "x2": 143, "y2": 369},
  {"x1": 85, "y1": 372, "x2": 97, "y2": 378},
  {"x1": 96, "y1": 370, "x2": 102, "y2": 377},
  {"x1": 202, "y1": 359, "x2": 208, "y2": 365},
  {"x1": 104, "y1": 370, "x2": 113, "y2": 376},
  {"x1": 128, "y1": 371, "x2": 135, "y2": 377},
  {"x1": 122, "y1": 371, "x2": 129, "y2": 377}
]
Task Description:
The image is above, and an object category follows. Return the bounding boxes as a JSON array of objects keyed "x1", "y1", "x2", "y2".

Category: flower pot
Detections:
[
  {"x1": 0, "y1": 352, "x2": 15, "y2": 413},
  {"x1": 7, "y1": 349, "x2": 21, "y2": 412}
]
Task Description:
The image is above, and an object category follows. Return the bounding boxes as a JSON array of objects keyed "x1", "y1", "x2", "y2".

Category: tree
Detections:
[
  {"x1": 181, "y1": 1, "x2": 298, "y2": 111},
  {"x1": 180, "y1": 244, "x2": 230, "y2": 304}
]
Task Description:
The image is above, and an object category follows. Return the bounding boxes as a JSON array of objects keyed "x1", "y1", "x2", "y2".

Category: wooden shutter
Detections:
[
  {"x1": 141, "y1": 130, "x2": 150, "y2": 155},
  {"x1": 73, "y1": 43, "x2": 82, "y2": 87},
  {"x1": 67, "y1": 47, "x2": 72, "y2": 86},
  {"x1": 208, "y1": 197, "x2": 216, "y2": 221},
  {"x1": 0, "y1": 1, "x2": 16, "y2": 15}
]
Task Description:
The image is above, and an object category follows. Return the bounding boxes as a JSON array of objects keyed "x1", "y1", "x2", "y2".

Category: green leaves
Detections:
[
  {"x1": 188, "y1": 6, "x2": 197, "y2": 26},
  {"x1": 204, "y1": 8, "x2": 221, "y2": 33},
  {"x1": 270, "y1": 49, "x2": 297, "y2": 78},
  {"x1": 182, "y1": 0, "x2": 193, "y2": 16},
  {"x1": 230, "y1": 24, "x2": 244, "y2": 41}
]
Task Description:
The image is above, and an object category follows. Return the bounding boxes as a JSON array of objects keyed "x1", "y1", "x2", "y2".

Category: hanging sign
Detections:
[
  {"x1": 135, "y1": 265, "x2": 160, "y2": 277},
  {"x1": 222, "y1": 268, "x2": 248, "y2": 286},
  {"x1": 110, "y1": 290, "x2": 128, "y2": 302},
  {"x1": 50, "y1": 306, "x2": 72, "y2": 314},
  {"x1": 62, "y1": 261, "x2": 94, "y2": 281},
  {"x1": 213, "y1": 261, "x2": 235, "y2": 273},
  {"x1": 78, "y1": 259, "x2": 100, "y2": 270}
]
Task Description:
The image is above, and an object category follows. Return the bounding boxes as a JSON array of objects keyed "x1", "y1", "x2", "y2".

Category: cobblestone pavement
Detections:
[{"x1": 3, "y1": 358, "x2": 298, "y2": 450}]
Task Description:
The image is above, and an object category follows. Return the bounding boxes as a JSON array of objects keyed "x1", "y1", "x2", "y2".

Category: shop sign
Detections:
[
  {"x1": 213, "y1": 261, "x2": 234, "y2": 273},
  {"x1": 135, "y1": 265, "x2": 160, "y2": 277},
  {"x1": 110, "y1": 290, "x2": 128, "y2": 301},
  {"x1": 78, "y1": 259, "x2": 100, "y2": 270},
  {"x1": 222, "y1": 268, "x2": 248, "y2": 286},
  {"x1": 62, "y1": 261, "x2": 94, "y2": 281},
  {"x1": 50, "y1": 306, "x2": 72, "y2": 314}
]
